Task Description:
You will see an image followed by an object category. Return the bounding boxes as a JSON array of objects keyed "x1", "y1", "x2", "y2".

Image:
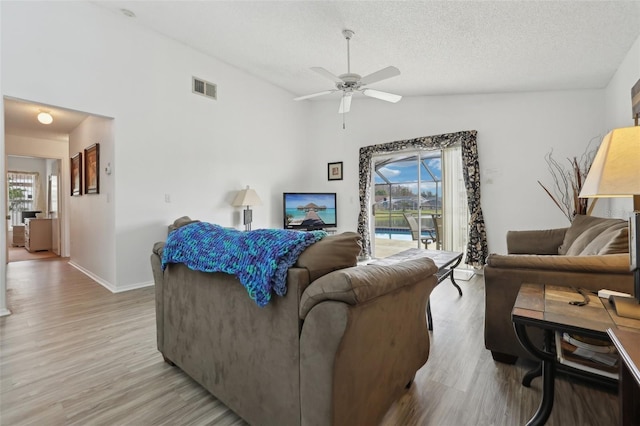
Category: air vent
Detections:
[{"x1": 192, "y1": 77, "x2": 217, "y2": 100}]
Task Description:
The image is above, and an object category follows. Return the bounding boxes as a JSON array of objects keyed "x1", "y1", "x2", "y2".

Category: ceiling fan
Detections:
[{"x1": 294, "y1": 29, "x2": 402, "y2": 114}]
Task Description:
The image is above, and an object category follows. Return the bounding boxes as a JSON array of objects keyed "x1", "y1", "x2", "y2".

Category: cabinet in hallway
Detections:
[{"x1": 24, "y1": 218, "x2": 52, "y2": 252}]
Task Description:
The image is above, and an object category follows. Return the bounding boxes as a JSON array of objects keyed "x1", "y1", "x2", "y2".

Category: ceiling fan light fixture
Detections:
[
  {"x1": 294, "y1": 29, "x2": 402, "y2": 114},
  {"x1": 37, "y1": 111, "x2": 53, "y2": 125}
]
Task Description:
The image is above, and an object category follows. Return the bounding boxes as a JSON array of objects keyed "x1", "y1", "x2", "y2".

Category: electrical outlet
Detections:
[{"x1": 164, "y1": 194, "x2": 171, "y2": 203}]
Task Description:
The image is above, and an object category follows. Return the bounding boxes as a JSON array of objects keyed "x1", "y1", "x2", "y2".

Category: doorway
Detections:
[
  {"x1": 356, "y1": 130, "x2": 488, "y2": 269},
  {"x1": 6, "y1": 158, "x2": 62, "y2": 262},
  {"x1": 3, "y1": 97, "x2": 90, "y2": 264}
]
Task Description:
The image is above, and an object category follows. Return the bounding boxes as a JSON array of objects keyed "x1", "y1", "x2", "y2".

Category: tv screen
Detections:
[{"x1": 283, "y1": 192, "x2": 337, "y2": 230}]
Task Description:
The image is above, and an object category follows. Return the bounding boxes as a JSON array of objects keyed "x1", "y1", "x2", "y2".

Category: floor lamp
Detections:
[
  {"x1": 232, "y1": 186, "x2": 262, "y2": 231},
  {"x1": 579, "y1": 126, "x2": 640, "y2": 319}
]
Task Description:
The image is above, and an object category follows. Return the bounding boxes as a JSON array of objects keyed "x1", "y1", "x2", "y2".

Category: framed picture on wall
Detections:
[
  {"x1": 328, "y1": 161, "x2": 343, "y2": 181},
  {"x1": 84, "y1": 143, "x2": 100, "y2": 194},
  {"x1": 70, "y1": 152, "x2": 82, "y2": 196}
]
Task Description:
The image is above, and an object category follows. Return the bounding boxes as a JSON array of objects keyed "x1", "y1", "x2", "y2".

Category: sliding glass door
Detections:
[{"x1": 371, "y1": 147, "x2": 468, "y2": 258}]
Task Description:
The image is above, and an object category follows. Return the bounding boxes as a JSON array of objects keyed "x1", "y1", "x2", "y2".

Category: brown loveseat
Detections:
[
  {"x1": 484, "y1": 214, "x2": 634, "y2": 363},
  {"x1": 151, "y1": 218, "x2": 439, "y2": 426}
]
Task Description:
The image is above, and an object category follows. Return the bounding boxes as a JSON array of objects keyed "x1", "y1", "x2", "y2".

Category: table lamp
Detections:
[
  {"x1": 579, "y1": 126, "x2": 640, "y2": 319},
  {"x1": 232, "y1": 186, "x2": 262, "y2": 231}
]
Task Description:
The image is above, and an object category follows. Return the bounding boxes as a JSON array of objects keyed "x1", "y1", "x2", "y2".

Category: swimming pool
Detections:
[{"x1": 375, "y1": 228, "x2": 435, "y2": 241}]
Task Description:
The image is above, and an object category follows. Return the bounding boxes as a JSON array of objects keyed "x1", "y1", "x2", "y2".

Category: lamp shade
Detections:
[
  {"x1": 232, "y1": 186, "x2": 262, "y2": 207},
  {"x1": 579, "y1": 126, "x2": 640, "y2": 199}
]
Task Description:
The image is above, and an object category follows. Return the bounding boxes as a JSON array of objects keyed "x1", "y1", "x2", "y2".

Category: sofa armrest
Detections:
[
  {"x1": 486, "y1": 253, "x2": 631, "y2": 273},
  {"x1": 298, "y1": 258, "x2": 438, "y2": 319},
  {"x1": 150, "y1": 242, "x2": 166, "y2": 352},
  {"x1": 506, "y1": 228, "x2": 567, "y2": 254}
]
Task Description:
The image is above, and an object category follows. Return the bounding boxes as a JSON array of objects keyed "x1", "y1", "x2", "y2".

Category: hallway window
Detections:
[{"x1": 7, "y1": 171, "x2": 36, "y2": 227}]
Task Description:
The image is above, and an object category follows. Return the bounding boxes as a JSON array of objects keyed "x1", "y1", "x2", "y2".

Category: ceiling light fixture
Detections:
[{"x1": 37, "y1": 111, "x2": 53, "y2": 125}]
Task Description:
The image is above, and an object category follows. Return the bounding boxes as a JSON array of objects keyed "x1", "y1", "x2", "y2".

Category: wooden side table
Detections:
[
  {"x1": 607, "y1": 328, "x2": 640, "y2": 426},
  {"x1": 512, "y1": 283, "x2": 640, "y2": 426}
]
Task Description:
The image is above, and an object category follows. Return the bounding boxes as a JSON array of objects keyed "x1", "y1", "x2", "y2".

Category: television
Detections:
[{"x1": 283, "y1": 192, "x2": 337, "y2": 230}]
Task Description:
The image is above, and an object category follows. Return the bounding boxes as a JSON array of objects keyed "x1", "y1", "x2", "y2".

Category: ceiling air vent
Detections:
[{"x1": 192, "y1": 77, "x2": 217, "y2": 100}]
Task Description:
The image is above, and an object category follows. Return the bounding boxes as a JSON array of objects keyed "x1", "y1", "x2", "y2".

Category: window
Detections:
[{"x1": 7, "y1": 172, "x2": 37, "y2": 227}]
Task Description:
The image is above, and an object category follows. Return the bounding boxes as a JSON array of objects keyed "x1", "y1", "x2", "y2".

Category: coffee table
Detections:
[
  {"x1": 372, "y1": 248, "x2": 464, "y2": 330},
  {"x1": 512, "y1": 283, "x2": 640, "y2": 426}
]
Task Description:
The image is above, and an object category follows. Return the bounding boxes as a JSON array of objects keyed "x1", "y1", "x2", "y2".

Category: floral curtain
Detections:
[{"x1": 358, "y1": 130, "x2": 489, "y2": 267}]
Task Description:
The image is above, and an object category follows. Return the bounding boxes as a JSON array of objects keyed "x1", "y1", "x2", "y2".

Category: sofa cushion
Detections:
[
  {"x1": 486, "y1": 252, "x2": 631, "y2": 273},
  {"x1": 558, "y1": 214, "x2": 628, "y2": 255},
  {"x1": 295, "y1": 232, "x2": 362, "y2": 282}
]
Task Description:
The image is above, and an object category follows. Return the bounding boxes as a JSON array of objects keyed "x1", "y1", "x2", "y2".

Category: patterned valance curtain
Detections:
[{"x1": 358, "y1": 130, "x2": 489, "y2": 267}]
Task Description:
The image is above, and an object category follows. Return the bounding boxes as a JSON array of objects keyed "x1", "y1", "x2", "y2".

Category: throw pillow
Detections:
[
  {"x1": 295, "y1": 232, "x2": 362, "y2": 282},
  {"x1": 579, "y1": 227, "x2": 629, "y2": 255},
  {"x1": 558, "y1": 214, "x2": 627, "y2": 255}
]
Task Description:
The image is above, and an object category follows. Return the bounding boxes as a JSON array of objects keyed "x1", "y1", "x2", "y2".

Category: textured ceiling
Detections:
[
  {"x1": 92, "y1": 1, "x2": 640, "y2": 98},
  {"x1": 6, "y1": 1, "x2": 640, "y2": 140}
]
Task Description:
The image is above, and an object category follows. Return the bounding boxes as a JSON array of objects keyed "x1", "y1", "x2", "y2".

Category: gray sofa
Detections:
[
  {"x1": 484, "y1": 214, "x2": 634, "y2": 363},
  {"x1": 151, "y1": 218, "x2": 439, "y2": 426}
]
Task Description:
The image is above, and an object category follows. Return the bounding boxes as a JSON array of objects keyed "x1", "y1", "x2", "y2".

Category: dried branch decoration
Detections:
[{"x1": 537, "y1": 136, "x2": 600, "y2": 223}]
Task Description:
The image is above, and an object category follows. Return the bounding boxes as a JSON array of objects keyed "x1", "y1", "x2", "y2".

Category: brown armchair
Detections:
[{"x1": 484, "y1": 214, "x2": 634, "y2": 363}]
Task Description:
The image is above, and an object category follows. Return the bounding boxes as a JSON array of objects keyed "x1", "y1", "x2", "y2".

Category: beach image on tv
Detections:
[{"x1": 284, "y1": 193, "x2": 336, "y2": 228}]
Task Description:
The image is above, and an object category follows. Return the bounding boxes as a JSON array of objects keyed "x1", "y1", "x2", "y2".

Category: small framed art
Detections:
[
  {"x1": 328, "y1": 161, "x2": 343, "y2": 181},
  {"x1": 84, "y1": 143, "x2": 100, "y2": 194},
  {"x1": 70, "y1": 152, "x2": 82, "y2": 196}
]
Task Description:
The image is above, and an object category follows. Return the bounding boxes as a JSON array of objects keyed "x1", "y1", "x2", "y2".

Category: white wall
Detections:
[
  {"x1": 7, "y1": 155, "x2": 47, "y2": 179},
  {"x1": 0, "y1": 11, "x2": 7, "y2": 313},
  {"x1": 305, "y1": 90, "x2": 606, "y2": 255},
  {"x1": 1, "y1": 2, "x2": 309, "y2": 290},
  {"x1": 68, "y1": 116, "x2": 116, "y2": 289},
  {"x1": 604, "y1": 33, "x2": 640, "y2": 218}
]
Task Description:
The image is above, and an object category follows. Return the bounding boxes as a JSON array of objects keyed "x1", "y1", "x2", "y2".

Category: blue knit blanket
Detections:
[{"x1": 161, "y1": 222, "x2": 327, "y2": 307}]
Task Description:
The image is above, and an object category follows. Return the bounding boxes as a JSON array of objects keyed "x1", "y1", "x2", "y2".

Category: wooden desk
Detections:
[{"x1": 607, "y1": 328, "x2": 640, "y2": 426}]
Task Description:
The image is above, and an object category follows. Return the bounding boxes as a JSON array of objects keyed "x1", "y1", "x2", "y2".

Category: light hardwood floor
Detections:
[{"x1": 1, "y1": 258, "x2": 618, "y2": 425}]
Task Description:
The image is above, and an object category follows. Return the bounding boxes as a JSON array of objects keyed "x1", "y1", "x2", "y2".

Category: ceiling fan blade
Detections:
[
  {"x1": 338, "y1": 93, "x2": 353, "y2": 114},
  {"x1": 311, "y1": 67, "x2": 343, "y2": 83},
  {"x1": 293, "y1": 90, "x2": 336, "y2": 101},
  {"x1": 362, "y1": 89, "x2": 402, "y2": 103},
  {"x1": 359, "y1": 66, "x2": 401, "y2": 86}
]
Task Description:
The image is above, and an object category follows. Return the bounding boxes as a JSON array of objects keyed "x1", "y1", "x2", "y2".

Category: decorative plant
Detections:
[{"x1": 537, "y1": 137, "x2": 600, "y2": 223}]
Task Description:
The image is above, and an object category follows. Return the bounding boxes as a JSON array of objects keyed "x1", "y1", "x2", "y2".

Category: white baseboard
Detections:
[
  {"x1": 68, "y1": 261, "x2": 153, "y2": 293},
  {"x1": 113, "y1": 281, "x2": 154, "y2": 293},
  {"x1": 0, "y1": 308, "x2": 12, "y2": 317},
  {"x1": 68, "y1": 261, "x2": 115, "y2": 292}
]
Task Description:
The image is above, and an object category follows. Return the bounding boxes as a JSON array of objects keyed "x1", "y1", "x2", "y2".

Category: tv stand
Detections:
[{"x1": 302, "y1": 227, "x2": 337, "y2": 235}]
